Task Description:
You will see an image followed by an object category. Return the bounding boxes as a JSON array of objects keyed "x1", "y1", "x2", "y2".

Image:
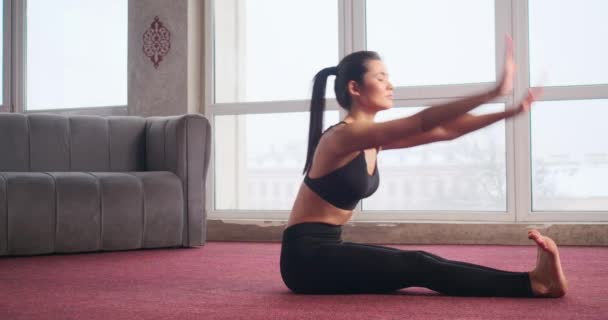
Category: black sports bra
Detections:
[{"x1": 303, "y1": 122, "x2": 380, "y2": 210}]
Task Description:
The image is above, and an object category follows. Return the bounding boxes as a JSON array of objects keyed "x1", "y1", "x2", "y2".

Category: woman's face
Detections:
[{"x1": 354, "y1": 59, "x2": 394, "y2": 111}]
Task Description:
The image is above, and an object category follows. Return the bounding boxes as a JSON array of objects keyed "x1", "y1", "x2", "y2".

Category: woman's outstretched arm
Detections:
[
  {"x1": 381, "y1": 88, "x2": 541, "y2": 150},
  {"x1": 331, "y1": 37, "x2": 516, "y2": 155},
  {"x1": 442, "y1": 89, "x2": 538, "y2": 137}
]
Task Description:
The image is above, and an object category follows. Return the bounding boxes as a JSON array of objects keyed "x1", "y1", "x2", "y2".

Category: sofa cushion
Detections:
[
  {"x1": 107, "y1": 117, "x2": 146, "y2": 171},
  {"x1": 0, "y1": 174, "x2": 8, "y2": 255},
  {"x1": 1, "y1": 172, "x2": 56, "y2": 255},
  {"x1": 0, "y1": 114, "x2": 30, "y2": 171},
  {"x1": 92, "y1": 172, "x2": 144, "y2": 250},
  {"x1": 0, "y1": 171, "x2": 183, "y2": 256},
  {"x1": 29, "y1": 114, "x2": 70, "y2": 172},
  {"x1": 130, "y1": 172, "x2": 184, "y2": 248},
  {"x1": 69, "y1": 117, "x2": 111, "y2": 171},
  {"x1": 52, "y1": 172, "x2": 102, "y2": 253}
]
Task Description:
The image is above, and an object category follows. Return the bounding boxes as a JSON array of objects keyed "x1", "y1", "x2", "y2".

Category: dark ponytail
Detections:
[
  {"x1": 303, "y1": 66, "x2": 337, "y2": 174},
  {"x1": 303, "y1": 51, "x2": 381, "y2": 175}
]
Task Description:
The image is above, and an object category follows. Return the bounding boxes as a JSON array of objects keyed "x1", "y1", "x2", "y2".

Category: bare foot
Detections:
[{"x1": 527, "y1": 229, "x2": 568, "y2": 298}]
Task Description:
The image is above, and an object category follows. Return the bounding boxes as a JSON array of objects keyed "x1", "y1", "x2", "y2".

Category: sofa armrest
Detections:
[{"x1": 145, "y1": 114, "x2": 211, "y2": 247}]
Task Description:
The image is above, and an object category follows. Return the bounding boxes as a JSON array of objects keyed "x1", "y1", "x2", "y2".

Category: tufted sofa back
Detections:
[{"x1": 0, "y1": 113, "x2": 147, "y2": 172}]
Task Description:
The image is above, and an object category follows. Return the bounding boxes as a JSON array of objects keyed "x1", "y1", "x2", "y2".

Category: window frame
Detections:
[
  {"x1": 1, "y1": 0, "x2": 12, "y2": 112},
  {"x1": 204, "y1": 0, "x2": 608, "y2": 223}
]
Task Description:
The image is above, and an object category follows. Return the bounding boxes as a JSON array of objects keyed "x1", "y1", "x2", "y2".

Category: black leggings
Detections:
[{"x1": 280, "y1": 222, "x2": 534, "y2": 297}]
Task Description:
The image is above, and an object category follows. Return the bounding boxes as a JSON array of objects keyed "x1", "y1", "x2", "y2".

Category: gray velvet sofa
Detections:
[{"x1": 0, "y1": 113, "x2": 211, "y2": 256}]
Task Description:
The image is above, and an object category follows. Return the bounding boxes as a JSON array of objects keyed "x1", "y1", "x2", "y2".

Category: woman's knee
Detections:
[
  {"x1": 406, "y1": 250, "x2": 434, "y2": 259},
  {"x1": 398, "y1": 250, "x2": 432, "y2": 267},
  {"x1": 400, "y1": 250, "x2": 449, "y2": 272},
  {"x1": 413, "y1": 250, "x2": 447, "y2": 262}
]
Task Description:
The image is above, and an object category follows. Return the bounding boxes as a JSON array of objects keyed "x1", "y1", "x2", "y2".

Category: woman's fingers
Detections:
[
  {"x1": 529, "y1": 87, "x2": 544, "y2": 100},
  {"x1": 520, "y1": 87, "x2": 544, "y2": 112},
  {"x1": 498, "y1": 35, "x2": 515, "y2": 95}
]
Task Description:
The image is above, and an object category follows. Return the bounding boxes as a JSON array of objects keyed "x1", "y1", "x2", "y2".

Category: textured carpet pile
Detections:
[{"x1": 1, "y1": 242, "x2": 606, "y2": 319}]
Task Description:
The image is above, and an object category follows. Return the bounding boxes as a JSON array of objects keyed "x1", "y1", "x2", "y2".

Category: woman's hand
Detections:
[
  {"x1": 496, "y1": 35, "x2": 515, "y2": 96},
  {"x1": 509, "y1": 87, "x2": 543, "y2": 117}
]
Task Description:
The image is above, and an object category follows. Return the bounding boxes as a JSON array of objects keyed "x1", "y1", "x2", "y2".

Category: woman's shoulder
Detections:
[
  {"x1": 322, "y1": 121, "x2": 348, "y2": 134},
  {"x1": 318, "y1": 121, "x2": 364, "y2": 159},
  {"x1": 322, "y1": 120, "x2": 381, "y2": 155}
]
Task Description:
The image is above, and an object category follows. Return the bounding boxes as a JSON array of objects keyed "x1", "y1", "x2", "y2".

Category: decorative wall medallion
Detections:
[{"x1": 143, "y1": 16, "x2": 171, "y2": 69}]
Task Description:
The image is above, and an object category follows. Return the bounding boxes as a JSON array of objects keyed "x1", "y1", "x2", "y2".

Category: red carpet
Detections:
[{"x1": 1, "y1": 242, "x2": 606, "y2": 320}]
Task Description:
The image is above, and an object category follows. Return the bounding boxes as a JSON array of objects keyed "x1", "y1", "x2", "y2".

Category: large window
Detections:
[
  {"x1": 214, "y1": 0, "x2": 338, "y2": 103},
  {"x1": 206, "y1": 0, "x2": 608, "y2": 222},
  {"x1": 0, "y1": 0, "x2": 127, "y2": 113},
  {"x1": 525, "y1": 0, "x2": 608, "y2": 221},
  {"x1": 528, "y1": 0, "x2": 608, "y2": 87},
  {"x1": 214, "y1": 111, "x2": 339, "y2": 210},
  {"x1": 367, "y1": 0, "x2": 496, "y2": 87},
  {"x1": 26, "y1": 0, "x2": 127, "y2": 110},
  {"x1": 531, "y1": 100, "x2": 608, "y2": 211}
]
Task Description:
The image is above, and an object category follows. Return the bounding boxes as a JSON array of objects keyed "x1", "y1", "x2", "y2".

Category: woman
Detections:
[{"x1": 280, "y1": 40, "x2": 568, "y2": 297}]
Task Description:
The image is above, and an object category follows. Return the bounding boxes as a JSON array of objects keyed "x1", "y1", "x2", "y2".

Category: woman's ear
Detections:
[{"x1": 347, "y1": 80, "x2": 361, "y2": 98}]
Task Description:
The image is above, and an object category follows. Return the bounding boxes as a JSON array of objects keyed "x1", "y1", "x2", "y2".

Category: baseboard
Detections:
[{"x1": 207, "y1": 219, "x2": 608, "y2": 246}]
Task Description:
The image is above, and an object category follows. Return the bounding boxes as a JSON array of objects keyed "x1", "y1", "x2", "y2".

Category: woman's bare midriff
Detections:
[
  {"x1": 286, "y1": 127, "x2": 376, "y2": 228},
  {"x1": 286, "y1": 183, "x2": 353, "y2": 228}
]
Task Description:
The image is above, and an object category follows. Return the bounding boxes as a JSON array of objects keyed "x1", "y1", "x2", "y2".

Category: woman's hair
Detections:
[{"x1": 303, "y1": 50, "x2": 381, "y2": 174}]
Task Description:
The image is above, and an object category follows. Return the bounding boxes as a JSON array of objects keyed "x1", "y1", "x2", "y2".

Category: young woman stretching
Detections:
[{"x1": 280, "y1": 41, "x2": 568, "y2": 298}]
